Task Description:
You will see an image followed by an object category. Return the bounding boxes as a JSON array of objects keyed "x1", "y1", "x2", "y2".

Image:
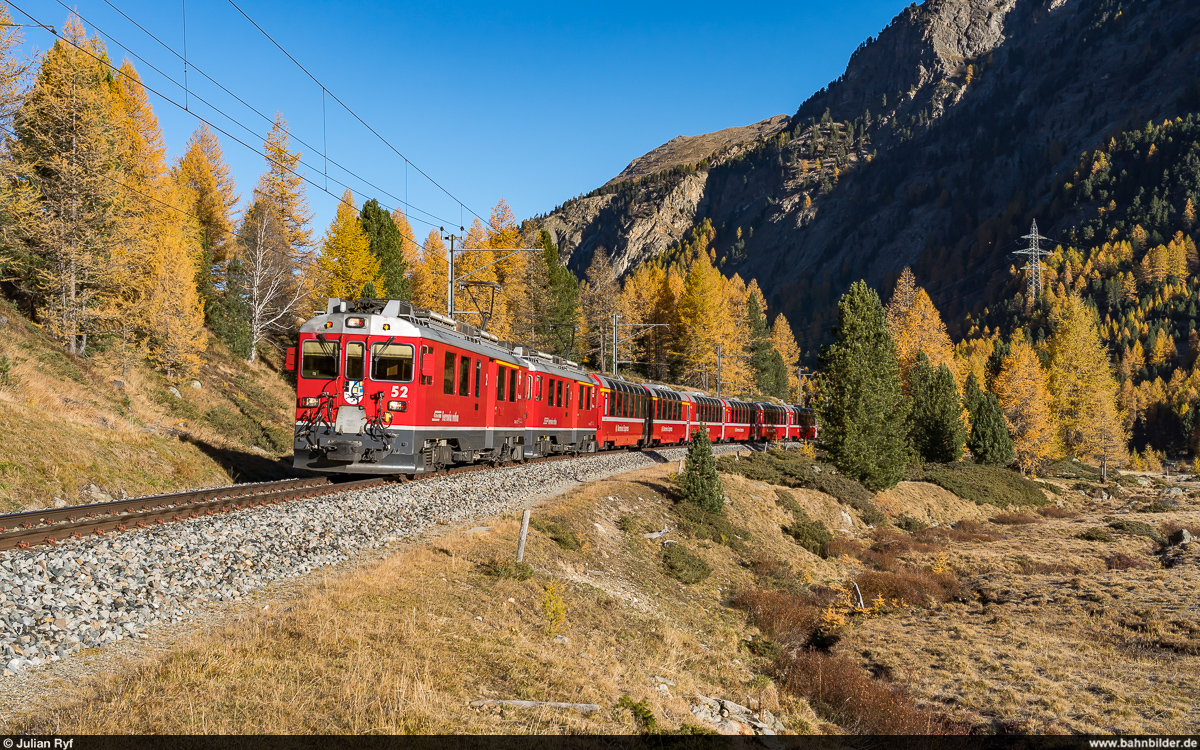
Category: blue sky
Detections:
[{"x1": 10, "y1": 0, "x2": 910, "y2": 238}]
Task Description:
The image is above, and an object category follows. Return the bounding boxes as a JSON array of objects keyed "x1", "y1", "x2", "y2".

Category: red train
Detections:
[{"x1": 288, "y1": 298, "x2": 817, "y2": 475}]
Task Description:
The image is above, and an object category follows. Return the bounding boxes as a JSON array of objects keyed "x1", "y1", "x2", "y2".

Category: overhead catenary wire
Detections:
[
  {"x1": 45, "y1": 0, "x2": 456, "y2": 235},
  {"x1": 93, "y1": 0, "x2": 449, "y2": 229},
  {"x1": 224, "y1": 0, "x2": 485, "y2": 227},
  {"x1": 7, "y1": 0, "x2": 445, "y2": 252}
]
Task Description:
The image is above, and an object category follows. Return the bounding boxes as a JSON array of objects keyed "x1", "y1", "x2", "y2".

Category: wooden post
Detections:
[{"x1": 516, "y1": 509, "x2": 530, "y2": 562}]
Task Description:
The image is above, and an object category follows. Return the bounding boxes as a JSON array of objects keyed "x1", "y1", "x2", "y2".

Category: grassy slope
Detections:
[
  {"x1": 0, "y1": 298, "x2": 301, "y2": 511},
  {"x1": 6, "y1": 455, "x2": 1199, "y2": 734}
]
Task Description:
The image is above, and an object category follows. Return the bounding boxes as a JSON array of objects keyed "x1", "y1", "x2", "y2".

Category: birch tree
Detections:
[{"x1": 238, "y1": 201, "x2": 307, "y2": 362}]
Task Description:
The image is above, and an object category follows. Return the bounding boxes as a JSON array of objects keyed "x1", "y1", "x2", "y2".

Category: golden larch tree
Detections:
[
  {"x1": 255, "y1": 113, "x2": 313, "y2": 256},
  {"x1": 6, "y1": 18, "x2": 126, "y2": 354},
  {"x1": 993, "y1": 331, "x2": 1058, "y2": 474},
  {"x1": 174, "y1": 123, "x2": 239, "y2": 272},
  {"x1": 315, "y1": 189, "x2": 382, "y2": 301},
  {"x1": 1046, "y1": 294, "x2": 1128, "y2": 465},
  {"x1": 770, "y1": 313, "x2": 801, "y2": 401},
  {"x1": 410, "y1": 229, "x2": 448, "y2": 314}
]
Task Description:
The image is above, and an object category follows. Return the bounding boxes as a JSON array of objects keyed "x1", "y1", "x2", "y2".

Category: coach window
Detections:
[
  {"x1": 442, "y1": 352, "x2": 456, "y2": 395},
  {"x1": 556, "y1": 379, "x2": 563, "y2": 408},
  {"x1": 344, "y1": 341, "x2": 365, "y2": 381},
  {"x1": 419, "y1": 346, "x2": 434, "y2": 385},
  {"x1": 370, "y1": 343, "x2": 414, "y2": 382},
  {"x1": 496, "y1": 365, "x2": 507, "y2": 402},
  {"x1": 475, "y1": 360, "x2": 482, "y2": 398},
  {"x1": 301, "y1": 340, "x2": 339, "y2": 379},
  {"x1": 526, "y1": 376, "x2": 532, "y2": 400},
  {"x1": 510, "y1": 369, "x2": 518, "y2": 402},
  {"x1": 536, "y1": 376, "x2": 542, "y2": 401},
  {"x1": 458, "y1": 355, "x2": 471, "y2": 397}
]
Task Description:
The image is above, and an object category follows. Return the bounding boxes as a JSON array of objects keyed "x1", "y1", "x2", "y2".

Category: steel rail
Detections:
[{"x1": 0, "y1": 442, "x2": 768, "y2": 553}]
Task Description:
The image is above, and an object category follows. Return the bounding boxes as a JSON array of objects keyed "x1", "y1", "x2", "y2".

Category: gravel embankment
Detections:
[{"x1": 0, "y1": 444, "x2": 751, "y2": 677}]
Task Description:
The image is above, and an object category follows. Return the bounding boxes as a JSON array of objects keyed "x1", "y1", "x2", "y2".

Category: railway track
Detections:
[{"x1": 0, "y1": 446, "x2": 673, "y2": 553}]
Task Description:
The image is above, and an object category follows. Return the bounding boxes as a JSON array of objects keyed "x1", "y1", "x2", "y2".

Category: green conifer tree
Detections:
[
  {"x1": 908, "y1": 353, "x2": 966, "y2": 463},
  {"x1": 962, "y1": 371, "x2": 986, "y2": 426},
  {"x1": 359, "y1": 198, "x2": 409, "y2": 299},
  {"x1": 680, "y1": 427, "x2": 723, "y2": 514},
  {"x1": 817, "y1": 280, "x2": 910, "y2": 490},
  {"x1": 208, "y1": 257, "x2": 251, "y2": 358},
  {"x1": 968, "y1": 392, "x2": 1016, "y2": 466},
  {"x1": 537, "y1": 230, "x2": 582, "y2": 359},
  {"x1": 745, "y1": 294, "x2": 787, "y2": 397}
]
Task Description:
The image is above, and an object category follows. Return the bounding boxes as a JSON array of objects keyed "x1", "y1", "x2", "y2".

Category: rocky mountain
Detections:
[{"x1": 536, "y1": 0, "x2": 1200, "y2": 356}]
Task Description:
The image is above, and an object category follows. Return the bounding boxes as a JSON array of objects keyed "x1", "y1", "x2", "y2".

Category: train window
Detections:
[
  {"x1": 419, "y1": 346, "x2": 433, "y2": 385},
  {"x1": 607, "y1": 391, "x2": 613, "y2": 417},
  {"x1": 345, "y1": 341, "x2": 365, "y2": 381},
  {"x1": 301, "y1": 340, "x2": 339, "y2": 379},
  {"x1": 509, "y1": 369, "x2": 518, "y2": 402},
  {"x1": 548, "y1": 378, "x2": 556, "y2": 406},
  {"x1": 370, "y1": 343, "x2": 414, "y2": 382},
  {"x1": 458, "y1": 355, "x2": 471, "y2": 396},
  {"x1": 496, "y1": 366, "x2": 507, "y2": 402},
  {"x1": 526, "y1": 375, "x2": 532, "y2": 400},
  {"x1": 536, "y1": 375, "x2": 542, "y2": 401},
  {"x1": 579, "y1": 384, "x2": 585, "y2": 410},
  {"x1": 475, "y1": 360, "x2": 482, "y2": 398},
  {"x1": 443, "y1": 352, "x2": 456, "y2": 394},
  {"x1": 556, "y1": 379, "x2": 563, "y2": 408}
]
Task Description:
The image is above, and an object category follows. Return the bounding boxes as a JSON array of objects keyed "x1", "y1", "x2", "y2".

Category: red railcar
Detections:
[
  {"x1": 646, "y1": 384, "x2": 693, "y2": 446},
  {"x1": 290, "y1": 297, "x2": 818, "y2": 476},
  {"x1": 691, "y1": 394, "x2": 725, "y2": 443},
  {"x1": 291, "y1": 298, "x2": 537, "y2": 474},
  {"x1": 521, "y1": 350, "x2": 599, "y2": 457},
  {"x1": 756, "y1": 402, "x2": 790, "y2": 441}
]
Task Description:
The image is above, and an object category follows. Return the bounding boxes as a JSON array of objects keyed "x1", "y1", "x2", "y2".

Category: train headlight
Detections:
[
  {"x1": 345, "y1": 317, "x2": 365, "y2": 328},
  {"x1": 388, "y1": 400, "x2": 407, "y2": 412},
  {"x1": 299, "y1": 397, "x2": 319, "y2": 408}
]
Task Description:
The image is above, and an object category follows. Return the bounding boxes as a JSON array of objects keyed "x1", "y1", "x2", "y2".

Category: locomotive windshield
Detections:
[
  {"x1": 371, "y1": 343, "x2": 414, "y2": 381},
  {"x1": 301, "y1": 340, "x2": 339, "y2": 379}
]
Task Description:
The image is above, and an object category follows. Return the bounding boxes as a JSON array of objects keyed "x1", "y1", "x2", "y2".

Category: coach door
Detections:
[{"x1": 494, "y1": 362, "x2": 523, "y2": 432}]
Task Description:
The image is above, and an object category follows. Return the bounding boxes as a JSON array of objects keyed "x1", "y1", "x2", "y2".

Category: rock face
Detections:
[
  {"x1": 536, "y1": 0, "x2": 1200, "y2": 347},
  {"x1": 609, "y1": 115, "x2": 789, "y2": 185},
  {"x1": 540, "y1": 168, "x2": 707, "y2": 277}
]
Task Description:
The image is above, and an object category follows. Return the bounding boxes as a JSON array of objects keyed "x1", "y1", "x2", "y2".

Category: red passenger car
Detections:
[
  {"x1": 594, "y1": 376, "x2": 649, "y2": 448},
  {"x1": 521, "y1": 350, "x2": 599, "y2": 457},
  {"x1": 646, "y1": 385, "x2": 693, "y2": 446}
]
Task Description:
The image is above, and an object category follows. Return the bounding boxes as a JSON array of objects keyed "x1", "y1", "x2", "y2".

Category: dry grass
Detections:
[
  {"x1": 0, "y1": 299, "x2": 300, "y2": 511},
  {"x1": 991, "y1": 512, "x2": 1042, "y2": 525}
]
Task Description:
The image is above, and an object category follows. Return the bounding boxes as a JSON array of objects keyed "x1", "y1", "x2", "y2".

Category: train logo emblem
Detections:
[{"x1": 343, "y1": 380, "x2": 363, "y2": 405}]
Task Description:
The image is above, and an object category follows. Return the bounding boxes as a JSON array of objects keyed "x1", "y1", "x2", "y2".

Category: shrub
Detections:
[
  {"x1": 616, "y1": 695, "x2": 658, "y2": 733},
  {"x1": 674, "y1": 501, "x2": 751, "y2": 551},
  {"x1": 1108, "y1": 519, "x2": 1166, "y2": 545},
  {"x1": 821, "y1": 536, "x2": 866, "y2": 560},
  {"x1": 855, "y1": 568, "x2": 959, "y2": 607},
  {"x1": 530, "y1": 518, "x2": 581, "y2": 551},
  {"x1": 896, "y1": 514, "x2": 928, "y2": 532},
  {"x1": 991, "y1": 512, "x2": 1040, "y2": 525},
  {"x1": 741, "y1": 635, "x2": 783, "y2": 660},
  {"x1": 1037, "y1": 505, "x2": 1076, "y2": 518},
  {"x1": 662, "y1": 544, "x2": 712, "y2": 584},
  {"x1": 481, "y1": 557, "x2": 532, "y2": 581},
  {"x1": 1160, "y1": 521, "x2": 1199, "y2": 541},
  {"x1": 785, "y1": 511, "x2": 834, "y2": 556},
  {"x1": 541, "y1": 580, "x2": 567, "y2": 635},
  {"x1": 1106, "y1": 552, "x2": 1147, "y2": 570},
  {"x1": 1076, "y1": 527, "x2": 1116, "y2": 543},
  {"x1": 748, "y1": 555, "x2": 792, "y2": 579},
  {"x1": 616, "y1": 514, "x2": 641, "y2": 533},
  {"x1": 733, "y1": 588, "x2": 823, "y2": 649},
  {"x1": 778, "y1": 650, "x2": 966, "y2": 734},
  {"x1": 915, "y1": 462, "x2": 1048, "y2": 508}
]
